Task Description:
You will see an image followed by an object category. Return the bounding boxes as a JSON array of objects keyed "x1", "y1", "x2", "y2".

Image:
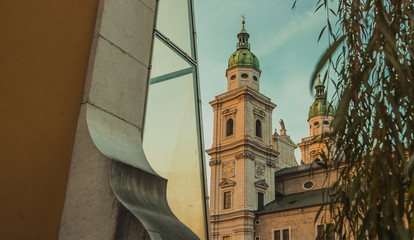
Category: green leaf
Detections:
[{"x1": 318, "y1": 25, "x2": 327, "y2": 42}]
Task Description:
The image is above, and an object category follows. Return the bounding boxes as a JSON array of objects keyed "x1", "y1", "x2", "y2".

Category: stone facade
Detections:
[{"x1": 208, "y1": 23, "x2": 335, "y2": 240}]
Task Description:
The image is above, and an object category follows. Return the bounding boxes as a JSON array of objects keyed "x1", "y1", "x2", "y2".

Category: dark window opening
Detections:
[
  {"x1": 231, "y1": 75, "x2": 236, "y2": 80},
  {"x1": 274, "y1": 230, "x2": 280, "y2": 240},
  {"x1": 314, "y1": 121, "x2": 319, "y2": 126},
  {"x1": 317, "y1": 225, "x2": 324, "y2": 240},
  {"x1": 323, "y1": 120, "x2": 329, "y2": 125},
  {"x1": 274, "y1": 229, "x2": 289, "y2": 240},
  {"x1": 241, "y1": 73, "x2": 248, "y2": 78},
  {"x1": 223, "y1": 236, "x2": 230, "y2": 240},
  {"x1": 282, "y1": 229, "x2": 289, "y2": 240},
  {"x1": 317, "y1": 224, "x2": 334, "y2": 240},
  {"x1": 258, "y1": 192, "x2": 264, "y2": 210},
  {"x1": 253, "y1": 76, "x2": 258, "y2": 81},
  {"x1": 256, "y1": 120, "x2": 262, "y2": 138},
  {"x1": 304, "y1": 181, "x2": 314, "y2": 189},
  {"x1": 224, "y1": 191, "x2": 231, "y2": 209},
  {"x1": 226, "y1": 118, "x2": 233, "y2": 137}
]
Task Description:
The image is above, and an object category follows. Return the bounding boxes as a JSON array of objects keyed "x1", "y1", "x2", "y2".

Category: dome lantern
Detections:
[
  {"x1": 227, "y1": 18, "x2": 260, "y2": 70},
  {"x1": 308, "y1": 74, "x2": 335, "y2": 118}
]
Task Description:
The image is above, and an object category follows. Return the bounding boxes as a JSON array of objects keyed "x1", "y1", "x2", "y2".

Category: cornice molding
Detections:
[
  {"x1": 209, "y1": 86, "x2": 276, "y2": 110},
  {"x1": 254, "y1": 179, "x2": 269, "y2": 190}
]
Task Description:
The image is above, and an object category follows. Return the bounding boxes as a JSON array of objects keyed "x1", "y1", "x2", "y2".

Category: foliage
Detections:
[{"x1": 297, "y1": 0, "x2": 414, "y2": 239}]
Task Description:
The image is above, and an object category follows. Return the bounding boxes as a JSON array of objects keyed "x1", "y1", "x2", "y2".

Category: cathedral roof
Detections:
[
  {"x1": 257, "y1": 188, "x2": 327, "y2": 214},
  {"x1": 228, "y1": 49, "x2": 260, "y2": 70},
  {"x1": 308, "y1": 99, "x2": 335, "y2": 118},
  {"x1": 227, "y1": 20, "x2": 260, "y2": 70}
]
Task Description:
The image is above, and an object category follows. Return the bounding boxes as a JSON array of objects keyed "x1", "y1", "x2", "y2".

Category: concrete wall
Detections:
[
  {"x1": 0, "y1": 1, "x2": 99, "y2": 239},
  {"x1": 59, "y1": 0, "x2": 156, "y2": 239}
]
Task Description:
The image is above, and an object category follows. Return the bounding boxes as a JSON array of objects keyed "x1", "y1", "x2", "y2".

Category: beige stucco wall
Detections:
[
  {"x1": 256, "y1": 206, "x2": 327, "y2": 240},
  {"x1": 299, "y1": 114, "x2": 334, "y2": 164}
]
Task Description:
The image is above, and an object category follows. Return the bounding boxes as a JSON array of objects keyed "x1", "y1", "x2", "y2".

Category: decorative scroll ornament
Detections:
[
  {"x1": 222, "y1": 161, "x2": 235, "y2": 178},
  {"x1": 235, "y1": 151, "x2": 255, "y2": 160},
  {"x1": 222, "y1": 108, "x2": 237, "y2": 116},
  {"x1": 209, "y1": 159, "x2": 222, "y2": 166},
  {"x1": 254, "y1": 179, "x2": 269, "y2": 190},
  {"x1": 266, "y1": 160, "x2": 277, "y2": 168},
  {"x1": 218, "y1": 178, "x2": 236, "y2": 188},
  {"x1": 253, "y1": 108, "x2": 266, "y2": 118}
]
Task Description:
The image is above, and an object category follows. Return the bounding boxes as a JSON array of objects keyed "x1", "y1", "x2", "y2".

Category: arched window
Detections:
[
  {"x1": 226, "y1": 118, "x2": 233, "y2": 137},
  {"x1": 256, "y1": 120, "x2": 262, "y2": 138}
]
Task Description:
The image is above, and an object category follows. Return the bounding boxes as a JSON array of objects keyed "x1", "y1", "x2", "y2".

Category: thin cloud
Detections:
[{"x1": 255, "y1": 10, "x2": 325, "y2": 57}]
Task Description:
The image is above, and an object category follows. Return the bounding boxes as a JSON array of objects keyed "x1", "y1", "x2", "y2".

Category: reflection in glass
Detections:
[
  {"x1": 143, "y1": 37, "x2": 207, "y2": 239},
  {"x1": 156, "y1": 0, "x2": 194, "y2": 57}
]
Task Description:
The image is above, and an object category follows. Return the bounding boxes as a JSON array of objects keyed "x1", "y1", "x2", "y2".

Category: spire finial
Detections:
[
  {"x1": 242, "y1": 15, "x2": 246, "y2": 25},
  {"x1": 316, "y1": 73, "x2": 323, "y2": 86}
]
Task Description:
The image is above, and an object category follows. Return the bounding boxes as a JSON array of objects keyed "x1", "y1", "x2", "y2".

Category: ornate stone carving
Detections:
[
  {"x1": 266, "y1": 160, "x2": 276, "y2": 168},
  {"x1": 209, "y1": 159, "x2": 221, "y2": 166},
  {"x1": 254, "y1": 179, "x2": 269, "y2": 190},
  {"x1": 222, "y1": 108, "x2": 237, "y2": 116},
  {"x1": 255, "y1": 161, "x2": 266, "y2": 179},
  {"x1": 222, "y1": 161, "x2": 235, "y2": 178},
  {"x1": 253, "y1": 108, "x2": 266, "y2": 118},
  {"x1": 235, "y1": 151, "x2": 255, "y2": 160},
  {"x1": 218, "y1": 178, "x2": 236, "y2": 188}
]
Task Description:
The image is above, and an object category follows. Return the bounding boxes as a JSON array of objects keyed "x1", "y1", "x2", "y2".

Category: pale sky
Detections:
[{"x1": 194, "y1": 0, "x2": 332, "y2": 171}]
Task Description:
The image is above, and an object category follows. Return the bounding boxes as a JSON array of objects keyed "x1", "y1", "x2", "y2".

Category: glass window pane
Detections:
[
  {"x1": 258, "y1": 192, "x2": 264, "y2": 210},
  {"x1": 317, "y1": 225, "x2": 324, "y2": 240},
  {"x1": 156, "y1": 0, "x2": 194, "y2": 58},
  {"x1": 150, "y1": 38, "x2": 191, "y2": 80},
  {"x1": 283, "y1": 229, "x2": 289, "y2": 240},
  {"x1": 274, "y1": 230, "x2": 280, "y2": 240},
  {"x1": 224, "y1": 191, "x2": 231, "y2": 209},
  {"x1": 143, "y1": 38, "x2": 205, "y2": 238}
]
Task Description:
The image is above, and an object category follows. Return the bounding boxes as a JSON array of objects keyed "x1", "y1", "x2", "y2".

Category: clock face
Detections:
[
  {"x1": 255, "y1": 162, "x2": 265, "y2": 179},
  {"x1": 222, "y1": 161, "x2": 235, "y2": 178}
]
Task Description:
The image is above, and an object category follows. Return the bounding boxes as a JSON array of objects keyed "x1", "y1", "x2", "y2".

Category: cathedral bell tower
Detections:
[
  {"x1": 298, "y1": 74, "x2": 336, "y2": 164},
  {"x1": 206, "y1": 19, "x2": 278, "y2": 240}
]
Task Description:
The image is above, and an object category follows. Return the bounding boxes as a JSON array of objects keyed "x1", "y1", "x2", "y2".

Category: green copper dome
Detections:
[
  {"x1": 228, "y1": 49, "x2": 260, "y2": 70},
  {"x1": 227, "y1": 22, "x2": 260, "y2": 70},
  {"x1": 308, "y1": 99, "x2": 335, "y2": 118},
  {"x1": 308, "y1": 76, "x2": 335, "y2": 118}
]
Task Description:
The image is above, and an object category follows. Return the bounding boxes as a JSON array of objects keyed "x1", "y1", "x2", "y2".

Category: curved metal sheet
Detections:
[{"x1": 110, "y1": 160, "x2": 200, "y2": 240}]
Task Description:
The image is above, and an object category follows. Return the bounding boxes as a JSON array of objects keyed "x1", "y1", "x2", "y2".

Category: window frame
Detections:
[
  {"x1": 225, "y1": 118, "x2": 234, "y2": 137},
  {"x1": 223, "y1": 191, "x2": 232, "y2": 210},
  {"x1": 316, "y1": 224, "x2": 335, "y2": 240},
  {"x1": 257, "y1": 191, "x2": 264, "y2": 210},
  {"x1": 272, "y1": 226, "x2": 291, "y2": 240},
  {"x1": 255, "y1": 119, "x2": 262, "y2": 138}
]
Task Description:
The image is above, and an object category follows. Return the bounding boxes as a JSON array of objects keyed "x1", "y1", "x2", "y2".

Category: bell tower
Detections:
[
  {"x1": 298, "y1": 74, "x2": 335, "y2": 164},
  {"x1": 206, "y1": 19, "x2": 278, "y2": 240}
]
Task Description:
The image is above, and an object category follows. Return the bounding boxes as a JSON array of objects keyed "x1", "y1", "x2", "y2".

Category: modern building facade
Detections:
[
  {"x1": 208, "y1": 22, "x2": 335, "y2": 240},
  {"x1": 0, "y1": 0, "x2": 209, "y2": 239}
]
